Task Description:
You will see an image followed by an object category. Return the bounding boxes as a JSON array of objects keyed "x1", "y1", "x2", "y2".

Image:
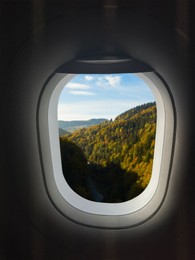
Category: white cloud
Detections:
[
  {"x1": 65, "y1": 82, "x2": 90, "y2": 90},
  {"x1": 69, "y1": 91, "x2": 96, "y2": 96},
  {"x1": 85, "y1": 75, "x2": 94, "y2": 81},
  {"x1": 96, "y1": 75, "x2": 121, "y2": 88},
  {"x1": 105, "y1": 75, "x2": 121, "y2": 87}
]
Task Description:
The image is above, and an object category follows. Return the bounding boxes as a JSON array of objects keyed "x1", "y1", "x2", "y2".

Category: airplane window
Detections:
[
  {"x1": 38, "y1": 69, "x2": 174, "y2": 225},
  {"x1": 58, "y1": 74, "x2": 156, "y2": 203}
]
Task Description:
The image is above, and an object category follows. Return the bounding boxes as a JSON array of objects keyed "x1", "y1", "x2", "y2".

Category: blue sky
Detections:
[{"x1": 58, "y1": 74, "x2": 155, "y2": 121}]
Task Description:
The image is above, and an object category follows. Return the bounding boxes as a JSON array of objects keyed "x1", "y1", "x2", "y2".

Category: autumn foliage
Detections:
[{"x1": 60, "y1": 102, "x2": 156, "y2": 202}]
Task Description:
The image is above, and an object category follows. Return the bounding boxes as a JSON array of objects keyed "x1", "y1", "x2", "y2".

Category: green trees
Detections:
[{"x1": 60, "y1": 102, "x2": 156, "y2": 202}]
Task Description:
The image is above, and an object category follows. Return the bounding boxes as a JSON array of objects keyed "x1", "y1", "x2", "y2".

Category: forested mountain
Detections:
[
  {"x1": 60, "y1": 102, "x2": 156, "y2": 203},
  {"x1": 58, "y1": 118, "x2": 108, "y2": 133}
]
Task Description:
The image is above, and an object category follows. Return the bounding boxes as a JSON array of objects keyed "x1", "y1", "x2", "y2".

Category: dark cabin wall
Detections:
[{"x1": 0, "y1": 0, "x2": 194, "y2": 259}]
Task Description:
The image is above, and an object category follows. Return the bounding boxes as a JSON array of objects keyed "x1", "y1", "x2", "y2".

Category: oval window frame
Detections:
[{"x1": 37, "y1": 66, "x2": 175, "y2": 229}]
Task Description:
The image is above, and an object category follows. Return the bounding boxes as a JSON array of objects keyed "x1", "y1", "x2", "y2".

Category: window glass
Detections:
[{"x1": 58, "y1": 74, "x2": 156, "y2": 203}]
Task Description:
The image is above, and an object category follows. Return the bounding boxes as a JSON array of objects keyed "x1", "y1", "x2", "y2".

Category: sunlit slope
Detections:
[{"x1": 60, "y1": 102, "x2": 156, "y2": 202}]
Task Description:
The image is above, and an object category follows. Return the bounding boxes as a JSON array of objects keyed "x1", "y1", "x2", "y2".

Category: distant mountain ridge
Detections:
[{"x1": 58, "y1": 118, "x2": 108, "y2": 133}]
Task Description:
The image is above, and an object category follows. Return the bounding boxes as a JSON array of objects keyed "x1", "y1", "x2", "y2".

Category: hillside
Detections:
[
  {"x1": 59, "y1": 128, "x2": 69, "y2": 136},
  {"x1": 60, "y1": 102, "x2": 156, "y2": 202}
]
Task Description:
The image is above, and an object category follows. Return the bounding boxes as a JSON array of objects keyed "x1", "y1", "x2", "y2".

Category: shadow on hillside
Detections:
[{"x1": 60, "y1": 138, "x2": 144, "y2": 203}]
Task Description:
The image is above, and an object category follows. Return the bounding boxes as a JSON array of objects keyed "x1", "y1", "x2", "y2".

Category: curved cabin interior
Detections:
[{"x1": 0, "y1": 0, "x2": 194, "y2": 259}]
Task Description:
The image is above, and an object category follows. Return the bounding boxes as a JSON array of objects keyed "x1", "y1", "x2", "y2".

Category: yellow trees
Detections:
[{"x1": 60, "y1": 102, "x2": 156, "y2": 202}]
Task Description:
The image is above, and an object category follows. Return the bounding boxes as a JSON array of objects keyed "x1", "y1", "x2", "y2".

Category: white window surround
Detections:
[{"x1": 38, "y1": 71, "x2": 174, "y2": 228}]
